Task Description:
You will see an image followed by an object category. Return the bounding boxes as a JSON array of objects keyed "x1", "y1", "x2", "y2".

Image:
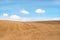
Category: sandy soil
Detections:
[{"x1": 0, "y1": 20, "x2": 60, "y2": 40}]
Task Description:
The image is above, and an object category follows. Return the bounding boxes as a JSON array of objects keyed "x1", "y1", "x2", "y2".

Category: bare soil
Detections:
[{"x1": 0, "y1": 20, "x2": 60, "y2": 40}]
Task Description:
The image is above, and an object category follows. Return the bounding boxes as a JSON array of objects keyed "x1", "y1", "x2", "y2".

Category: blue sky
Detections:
[{"x1": 0, "y1": 0, "x2": 60, "y2": 21}]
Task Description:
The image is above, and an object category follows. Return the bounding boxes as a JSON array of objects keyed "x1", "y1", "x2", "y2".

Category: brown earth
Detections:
[{"x1": 0, "y1": 20, "x2": 60, "y2": 40}]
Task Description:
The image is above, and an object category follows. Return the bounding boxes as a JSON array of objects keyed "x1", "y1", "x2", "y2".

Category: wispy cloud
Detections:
[
  {"x1": 3, "y1": 13, "x2": 8, "y2": 17},
  {"x1": 20, "y1": 18, "x2": 32, "y2": 21},
  {"x1": 52, "y1": 1, "x2": 60, "y2": 5},
  {"x1": 9, "y1": 15, "x2": 21, "y2": 20},
  {"x1": 20, "y1": 9, "x2": 29, "y2": 14},
  {"x1": 35, "y1": 9, "x2": 46, "y2": 14}
]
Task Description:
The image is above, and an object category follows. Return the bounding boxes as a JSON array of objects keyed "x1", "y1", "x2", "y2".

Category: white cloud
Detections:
[
  {"x1": 20, "y1": 18, "x2": 32, "y2": 22},
  {"x1": 10, "y1": 15, "x2": 21, "y2": 20},
  {"x1": 3, "y1": 13, "x2": 8, "y2": 17},
  {"x1": 35, "y1": 9, "x2": 46, "y2": 14},
  {"x1": 51, "y1": 18, "x2": 60, "y2": 20},
  {"x1": 20, "y1": 9, "x2": 29, "y2": 14}
]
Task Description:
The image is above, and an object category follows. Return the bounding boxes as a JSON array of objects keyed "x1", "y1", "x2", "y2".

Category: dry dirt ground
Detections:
[{"x1": 0, "y1": 20, "x2": 60, "y2": 40}]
